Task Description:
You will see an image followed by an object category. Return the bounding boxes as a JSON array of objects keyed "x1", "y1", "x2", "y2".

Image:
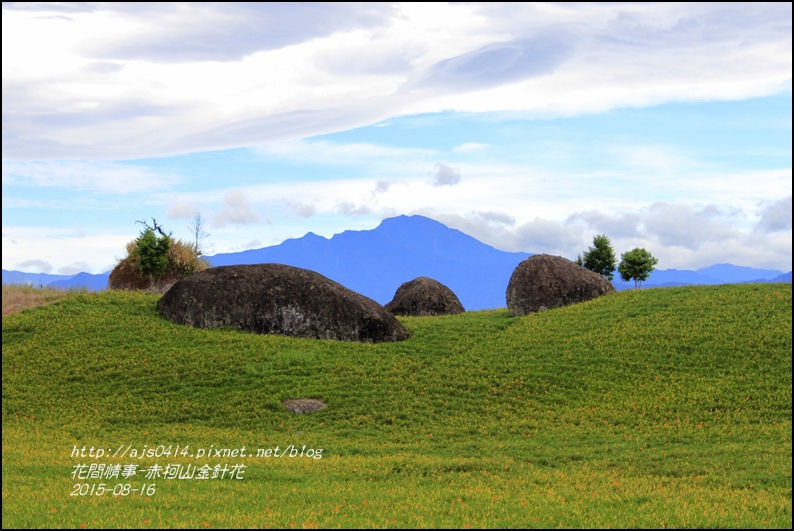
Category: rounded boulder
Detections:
[
  {"x1": 157, "y1": 264, "x2": 411, "y2": 343},
  {"x1": 506, "y1": 254, "x2": 615, "y2": 316},
  {"x1": 385, "y1": 276, "x2": 465, "y2": 316}
]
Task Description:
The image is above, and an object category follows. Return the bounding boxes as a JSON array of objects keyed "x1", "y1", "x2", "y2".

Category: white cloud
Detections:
[
  {"x1": 756, "y1": 196, "x2": 792, "y2": 233},
  {"x1": 513, "y1": 218, "x2": 585, "y2": 257},
  {"x1": 374, "y1": 180, "x2": 395, "y2": 194},
  {"x1": 430, "y1": 163, "x2": 462, "y2": 187},
  {"x1": 15, "y1": 259, "x2": 53, "y2": 274},
  {"x1": 167, "y1": 202, "x2": 198, "y2": 220},
  {"x1": 288, "y1": 202, "x2": 317, "y2": 219},
  {"x1": 58, "y1": 262, "x2": 91, "y2": 276},
  {"x1": 566, "y1": 210, "x2": 643, "y2": 239},
  {"x1": 427, "y1": 200, "x2": 792, "y2": 272},
  {"x1": 212, "y1": 192, "x2": 260, "y2": 228},
  {"x1": 477, "y1": 211, "x2": 515, "y2": 226},
  {"x1": 336, "y1": 201, "x2": 372, "y2": 216},
  {"x1": 643, "y1": 202, "x2": 741, "y2": 250}
]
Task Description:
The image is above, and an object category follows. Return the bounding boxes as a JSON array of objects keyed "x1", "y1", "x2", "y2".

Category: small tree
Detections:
[
  {"x1": 578, "y1": 234, "x2": 617, "y2": 281},
  {"x1": 187, "y1": 211, "x2": 211, "y2": 256},
  {"x1": 618, "y1": 247, "x2": 659, "y2": 289}
]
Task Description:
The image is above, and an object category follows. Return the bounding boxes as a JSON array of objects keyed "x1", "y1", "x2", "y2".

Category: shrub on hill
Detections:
[{"x1": 108, "y1": 237, "x2": 210, "y2": 293}]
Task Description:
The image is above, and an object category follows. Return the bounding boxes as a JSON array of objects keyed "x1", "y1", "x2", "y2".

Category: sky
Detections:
[{"x1": 2, "y1": 2, "x2": 792, "y2": 276}]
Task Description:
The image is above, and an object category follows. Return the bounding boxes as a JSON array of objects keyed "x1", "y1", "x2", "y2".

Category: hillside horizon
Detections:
[{"x1": 3, "y1": 215, "x2": 791, "y2": 309}]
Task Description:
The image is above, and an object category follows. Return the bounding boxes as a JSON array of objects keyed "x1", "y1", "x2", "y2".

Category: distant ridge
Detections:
[
  {"x1": 208, "y1": 215, "x2": 531, "y2": 310},
  {"x1": 2, "y1": 269, "x2": 110, "y2": 291},
  {"x1": 696, "y1": 263, "x2": 785, "y2": 283},
  {"x1": 3, "y1": 215, "x2": 790, "y2": 309},
  {"x1": 47, "y1": 272, "x2": 111, "y2": 291}
]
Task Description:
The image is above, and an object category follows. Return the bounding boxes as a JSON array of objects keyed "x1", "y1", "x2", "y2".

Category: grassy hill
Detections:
[{"x1": 2, "y1": 283, "x2": 791, "y2": 528}]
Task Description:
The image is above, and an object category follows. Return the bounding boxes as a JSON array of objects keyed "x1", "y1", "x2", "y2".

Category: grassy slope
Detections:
[{"x1": 2, "y1": 284, "x2": 791, "y2": 528}]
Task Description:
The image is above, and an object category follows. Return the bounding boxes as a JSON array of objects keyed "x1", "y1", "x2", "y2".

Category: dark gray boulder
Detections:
[
  {"x1": 506, "y1": 254, "x2": 615, "y2": 316},
  {"x1": 157, "y1": 264, "x2": 410, "y2": 343},
  {"x1": 385, "y1": 276, "x2": 465, "y2": 316}
]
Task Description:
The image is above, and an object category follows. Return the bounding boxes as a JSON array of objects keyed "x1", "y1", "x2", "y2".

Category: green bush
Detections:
[{"x1": 134, "y1": 228, "x2": 171, "y2": 283}]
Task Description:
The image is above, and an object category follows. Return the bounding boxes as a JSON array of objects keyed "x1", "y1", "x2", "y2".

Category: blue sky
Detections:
[{"x1": 2, "y1": 2, "x2": 791, "y2": 275}]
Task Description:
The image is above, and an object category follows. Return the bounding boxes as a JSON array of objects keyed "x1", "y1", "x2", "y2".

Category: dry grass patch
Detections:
[{"x1": 2, "y1": 284, "x2": 71, "y2": 317}]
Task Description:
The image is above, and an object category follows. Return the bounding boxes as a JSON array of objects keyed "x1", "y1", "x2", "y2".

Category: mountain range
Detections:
[{"x1": 3, "y1": 215, "x2": 790, "y2": 310}]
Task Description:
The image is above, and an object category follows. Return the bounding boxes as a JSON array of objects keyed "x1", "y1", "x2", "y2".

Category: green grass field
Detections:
[{"x1": 2, "y1": 283, "x2": 791, "y2": 528}]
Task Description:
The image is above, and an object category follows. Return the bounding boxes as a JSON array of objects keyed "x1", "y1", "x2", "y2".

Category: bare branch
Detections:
[{"x1": 135, "y1": 218, "x2": 172, "y2": 238}]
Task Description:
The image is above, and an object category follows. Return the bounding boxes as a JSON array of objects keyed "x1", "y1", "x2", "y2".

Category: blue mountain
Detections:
[
  {"x1": 613, "y1": 269, "x2": 719, "y2": 290},
  {"x1": 613, "y1": 263, "x2": 789, "y2": 290},
  {"x1": 695, "y1": 263, "x2": 786, "y2": 283},
  {"x1": 1, "y1": 269, "x2": 110, "y2": 291},
  {"x1": 208, "y1": 215, "x2": 531, "y2": 310},
  {"x1": 47, "y1": 272, "x2": 111, "y2": 291},
  {"x1": 2, "y1": 270, "x2": 74, "y2": 287}
]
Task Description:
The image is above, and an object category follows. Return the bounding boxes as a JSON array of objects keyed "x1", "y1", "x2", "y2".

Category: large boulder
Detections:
[
  {"x1": 385, "y1": 276, "x2": 465, "y2": 316},
  {"x1": 157, "y1": 264, "x2": 411, "y2": 343},
  {"x1": 506, "y1": 254, "x2": 615, "y2": 316}
]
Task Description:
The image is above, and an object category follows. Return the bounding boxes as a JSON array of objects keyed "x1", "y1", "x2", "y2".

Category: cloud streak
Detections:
[
  {"x1": 402, "y1": 31, "x2": 578, "y2": 92},
  {"x1": 3, "y1": 2, "x2": 790, "y2": 160},
  {"x1": 2, "y1": 160, "x2": 183, "y2": 193}
]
